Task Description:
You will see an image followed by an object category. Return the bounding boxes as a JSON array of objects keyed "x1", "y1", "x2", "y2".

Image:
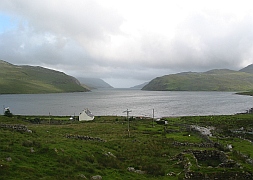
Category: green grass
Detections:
[{"x1": 1, "y1": 114, "x2": 253, "y2": 179}]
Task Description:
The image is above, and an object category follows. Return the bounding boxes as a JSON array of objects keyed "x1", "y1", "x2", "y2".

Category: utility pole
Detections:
[
  {"x1": 152, "y1": 109, "x2": 155, "y2": 127},
  {"x1": 123, "y1": 109, "x2": 132, "y2": 137},
  {"x1": 49, "y1": 112, "x2": 51, "y2": 124}
]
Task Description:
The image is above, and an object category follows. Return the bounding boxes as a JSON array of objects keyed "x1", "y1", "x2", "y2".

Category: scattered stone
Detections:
[
  {"x1": 127, "y1": 167, "x2": 135, "y2": 172},
  {"x1": 135, "y1": 170, "x2": 146, "y2": 174},
  {"x1": 190, "y1": 125, "x2": 215, "y2": 137},
  {"x1": 127, "y1": 167, "x2": 146, "y2": 174},
  {"x1": 30, "y1": 147, "x2": 35, "y2": 153},
  {"x1": 0, "y1": 124, "x2": 29, "y2": 132},
  {"x1": 104, "y1": 152, "x2": 116, "y2": 158},
  {"x1": 78, "y1": 174, "x2": 87, "y2": 179},
  {"x1": 167, "y1": 172, "x2": 176, "y2": 176},
  {"x1": 27, "y1": 129, "x2": 32, "y2": 133},
  {"x1": 66, "y1": 134, "x2": 106, "y2": 142},
  {"x1": 6, "y1": 157, "x2": 12, "y2": 162},
  {"x1": 90, "y1": 175, "x2": 102, "y2": 180}
]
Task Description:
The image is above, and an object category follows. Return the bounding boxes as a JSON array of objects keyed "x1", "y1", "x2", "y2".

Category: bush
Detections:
[
  {"x1": 4, "y1": 108, "x2": 13, "y2": 117},
  {"x1": 142, "y1": 163, "x2": 165, "y2": 176}
]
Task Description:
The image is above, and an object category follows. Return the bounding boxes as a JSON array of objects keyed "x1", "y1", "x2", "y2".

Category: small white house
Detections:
[{"x1": 79, "y1": 109, "x2": 94, "y2": 121}]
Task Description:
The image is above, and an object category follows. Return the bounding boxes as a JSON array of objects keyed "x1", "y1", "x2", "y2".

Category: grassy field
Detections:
[{"x1": 1, "y1": 114, "x2": 253, "y2": 179}]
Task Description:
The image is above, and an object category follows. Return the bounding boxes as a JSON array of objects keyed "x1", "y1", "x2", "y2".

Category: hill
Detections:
[
  {"x1": 239, "y1": 64, "x2": 253, "y2": 74},
  {"x1": 0, "y1": 60, "x2": 89, "y2": 94},
  {"x1": 142, "y1": 68, "x2": 253, "y2": 91},
  {"x1": 77, "y1": 77, "x2": 113, "y2": 89},
  {"x1": 130, "y1": 82, "x2": 149, "y2": 89}
]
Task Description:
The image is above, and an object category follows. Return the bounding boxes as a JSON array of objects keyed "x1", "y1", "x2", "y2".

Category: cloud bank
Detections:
[{"x1": 0, "y1": 0, "x2": 253, "y2": 87}]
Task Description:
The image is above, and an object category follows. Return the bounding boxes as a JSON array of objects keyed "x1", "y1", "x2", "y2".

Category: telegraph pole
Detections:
[
  {"x1": 152, "y1": 109, "x2": 155, "y2": 127},
  {"x1": 123, "y1": 109, "x2": 132, "y2": 137},
  {"x1": 49, "y1": 112, "x2": 51, "y2": 124}
]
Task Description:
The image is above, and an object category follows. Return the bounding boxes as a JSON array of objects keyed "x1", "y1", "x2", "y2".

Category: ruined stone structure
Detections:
[{"x1": 65, "y1": 134, "x2": 105, "y2": 142}]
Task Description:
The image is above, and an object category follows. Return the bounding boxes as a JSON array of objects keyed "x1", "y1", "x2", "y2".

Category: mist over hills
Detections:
[
  {"x1": 142, "y1": 64, "x2": 253, "y2": 91},
  {"x1": 77, "y1": 77, "x2": 113, "y2": 89},
  {"x1": 0, "y1": 60, "x2": 88, "y2": 94},
  {"x1": 130, "y1": 82, "x2": 149, "y2": 89}
]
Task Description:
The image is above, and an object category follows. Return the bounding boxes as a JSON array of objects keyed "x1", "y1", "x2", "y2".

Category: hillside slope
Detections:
[
  {"x1": 239, "y1": 64, "x2": 253, "y2": 74},
  {"x1": 142, "y1": 68, "x2": 253, "y2": 91},
  {"x1": 77, "y1": 77, "x2": 113, "y2": 89},
  {"x1": 130, "y1": 82, "x2": 149, "y2": 89},
  {"x1": 0, "y1": 60, "x2": 89, "y2": 94}
]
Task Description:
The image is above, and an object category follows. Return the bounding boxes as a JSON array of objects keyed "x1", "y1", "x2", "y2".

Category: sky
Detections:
[{"x1": 0, "y1": 0, "x2": 253, "y2": 88}]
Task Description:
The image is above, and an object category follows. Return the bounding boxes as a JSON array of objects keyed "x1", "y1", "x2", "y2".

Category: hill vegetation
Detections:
[
  {"x1": 0, "y1": 60, "x2": 89, "y2": 94},
  {"x1": 1, "y1": 114, "x2": 253, "y2": 179},
  {"x1": 142, "y1": 65, "x2": 253, "y2": 91}
]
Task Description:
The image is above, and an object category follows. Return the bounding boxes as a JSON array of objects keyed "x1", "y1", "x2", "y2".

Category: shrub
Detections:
[
  {"x1": 142, "y1": 163, "x2": 165, "y2": 176},
  {"x1": 4, "y1": 108, "x2": 13, "y2": 117}
]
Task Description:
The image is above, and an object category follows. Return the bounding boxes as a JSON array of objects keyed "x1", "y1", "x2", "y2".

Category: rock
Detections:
[
  {"x1": 27, "y1": 129, "x2": 32, "y2": 133},
  {"x1": 78, "y1": 174, "x2": 87, "y2": 179},
  {"x1": 6, "y1": 157, "x2": 12, "y2": 162},
  {"x1": 90, "y1": 175, "x2": 102, "y2": 180},
  {"x1": 127, "y1": 167, "x2": 135, "y2": 172},
  {"x1": 167, "y1": 172, "x2": 176, "y2": 176},
  {"x1": 107, "y1": 152, "x2": 116, "y2": 158},
  {"x1": 30, "y1": 147, "x2": 35, "y2": 153},
  {"x1": 135, "y1": 170, "x2": 146, "y2": 174}
]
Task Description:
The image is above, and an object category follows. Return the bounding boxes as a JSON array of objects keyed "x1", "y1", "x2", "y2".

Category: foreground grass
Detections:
[{"x1": 1, "y1": 115, "x2": 253, "y2": 179}]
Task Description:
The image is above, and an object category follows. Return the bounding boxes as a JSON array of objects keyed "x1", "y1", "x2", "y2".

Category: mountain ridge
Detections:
[{"x1": 142, "y1": 65, "x2": 253, "y2": 91}]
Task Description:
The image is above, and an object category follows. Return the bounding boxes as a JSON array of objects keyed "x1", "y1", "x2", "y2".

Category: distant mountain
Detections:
[
  {"x1": 239, "y1": 64, "x2": 253, "y2": 74},
  {"x1": 0, "y1": 60, "x2": 89, "y2": 94},
  {"x1": 142, "y1": 68, "x2": 253, "y2": 91},
  {"x1": 130, "y1": 82, "x2": 149, "y2": 89},
  {"x1": 77, "y1": 77, "x2": 113, "y2": 89}
]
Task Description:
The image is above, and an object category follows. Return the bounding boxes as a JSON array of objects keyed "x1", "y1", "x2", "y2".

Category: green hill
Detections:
[
  {"x1": 0, "y1": 60, "x2": 89, "y2": 94},
  {"x1": 142, "y1": 68, "x2": 253, "y2": 91}
]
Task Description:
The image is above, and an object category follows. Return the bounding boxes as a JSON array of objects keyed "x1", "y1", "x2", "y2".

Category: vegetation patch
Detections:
[{"x1": 0, "y1": 114, "x2": 253, "y2": 179}]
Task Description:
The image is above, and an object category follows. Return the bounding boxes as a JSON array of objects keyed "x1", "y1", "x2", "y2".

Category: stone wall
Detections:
[
  {"x1": 173, "y1": 141, "x2": 214, "y2": 148},
  {"x1": 65, "y1": 134, "x2": 106, "y2": 142},
  {"x1": 0, "y1": 124, "x2": 30, "y2": 132}
]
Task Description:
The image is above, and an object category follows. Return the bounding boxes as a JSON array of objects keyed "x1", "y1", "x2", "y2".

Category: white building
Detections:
[{"x1": 79, "y1": 109, "x2": 94, "y2": 121}]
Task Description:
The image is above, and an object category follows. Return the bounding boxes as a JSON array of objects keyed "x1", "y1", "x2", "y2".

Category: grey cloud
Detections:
[
  {"x1": 1, "y1": 1, "x2": 253, "y2": 87},
  {"x1": 135, "y1": 11, "x2": 253, "y2": 73}
]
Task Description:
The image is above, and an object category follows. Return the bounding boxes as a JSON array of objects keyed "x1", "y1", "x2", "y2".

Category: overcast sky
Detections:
[{"x1": 1, "y1": 0, "x2": 253, "y2": 88}]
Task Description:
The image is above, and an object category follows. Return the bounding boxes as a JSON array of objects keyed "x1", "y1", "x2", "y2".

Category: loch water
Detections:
[{"x1": 0, "y1": 89, "x2": 252, "y2": 118}]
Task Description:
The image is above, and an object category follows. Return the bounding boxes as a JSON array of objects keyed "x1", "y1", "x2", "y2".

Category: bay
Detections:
[{"x1": 0, "y1": 89, "x2": 252, "y2": 118}]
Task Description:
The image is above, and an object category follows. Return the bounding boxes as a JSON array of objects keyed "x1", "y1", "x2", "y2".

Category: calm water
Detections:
[{"x1": 0, "y1": 89, "x2": 252, "y2": 117}]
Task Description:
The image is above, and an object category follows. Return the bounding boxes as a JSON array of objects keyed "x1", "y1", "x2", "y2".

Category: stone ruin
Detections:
[
  {"x1": 0, "y1": 124, "x2": 32, "y2": 133},
  {"x1": 173, "y1": 150, "x2": 252, "y2": 180},
  {"x1": 65, "y1": 134, "x2": 106, "y2": 142},
  {"x1": 184, "y1": 150, "x2": 227, "y2": 164}
]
